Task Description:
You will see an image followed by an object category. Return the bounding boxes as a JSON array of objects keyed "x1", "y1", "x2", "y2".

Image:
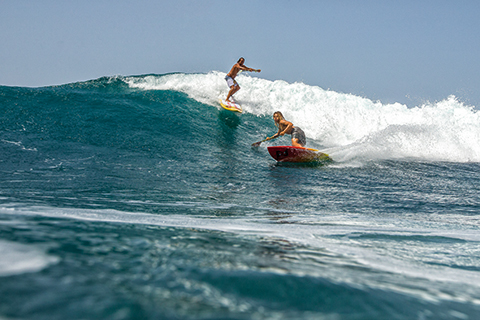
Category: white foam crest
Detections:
[
  {"x1": 0, "y1": 240, "x2": 59, "y2": 276},
  {"x1": 125, "y1": 73, "x2": 480, "y2": 163},
  {"x1": 124, "y1": 71, "x2": 228, "y2": 106},
  {"x1": 327, "y1": 97, "x2": 480, "y2": 163}
]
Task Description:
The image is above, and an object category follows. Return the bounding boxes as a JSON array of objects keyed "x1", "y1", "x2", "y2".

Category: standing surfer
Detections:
[
  {"x1": 225, "y1": 57, "x2": 260, "y2": 102},
  {"x1": 266, "y1": 111, "x2": 306, "y2": 147}
]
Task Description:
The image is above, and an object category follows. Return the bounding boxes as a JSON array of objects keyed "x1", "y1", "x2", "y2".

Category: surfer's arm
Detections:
[
  {"x1": 239, "y1": 65, "x2": 261, "y2": 73},
  {"x1": 267, "y1": 121, "x2": 293, "y2": 140},
  {"x1": 279, "y1": 120, "x2": 293, "y2": 136},
  {"x1": 267, "y1": 129, "x2": 281, "y2": 140}
]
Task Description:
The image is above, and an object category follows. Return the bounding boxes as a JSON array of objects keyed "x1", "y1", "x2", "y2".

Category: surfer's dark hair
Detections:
[{"x1": 238, "y1": 57, "x2": 245, "y2": 63}]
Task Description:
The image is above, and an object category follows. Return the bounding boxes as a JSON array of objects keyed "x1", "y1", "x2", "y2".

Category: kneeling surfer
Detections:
[{"x1": 266, "y1": 111, "x2": 306, "y2": 147}]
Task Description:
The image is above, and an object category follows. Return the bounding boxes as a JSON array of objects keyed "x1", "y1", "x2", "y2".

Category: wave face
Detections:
[
  {"x1": 1, "y1": 73, "x2": 480, "y2": 319},
  {"x1": 2, "y1": 72, "x2": 479, "y2": 165}
]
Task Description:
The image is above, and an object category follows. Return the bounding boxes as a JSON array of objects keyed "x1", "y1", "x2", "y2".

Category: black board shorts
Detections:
[{"x1": 291, "y1": 127, "x2": 306, "y2": 146}]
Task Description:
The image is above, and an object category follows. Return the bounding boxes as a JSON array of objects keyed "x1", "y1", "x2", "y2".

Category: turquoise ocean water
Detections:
[{"x1": 1, "y1": 72, "x2": 480, "y2": 319}]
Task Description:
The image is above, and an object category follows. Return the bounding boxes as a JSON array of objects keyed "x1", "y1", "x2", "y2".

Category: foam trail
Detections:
[
  {"x1": 0, "y1": 240, "x2": 59, "y2": 276},
  {"x1": 125, "y1": 72, "x2": 480, "y2": 163}
]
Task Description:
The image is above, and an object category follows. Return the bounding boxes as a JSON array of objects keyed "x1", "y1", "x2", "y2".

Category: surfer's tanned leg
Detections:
[{"x1": 226, "y1": 85, "x2": 240, "y2": 102}]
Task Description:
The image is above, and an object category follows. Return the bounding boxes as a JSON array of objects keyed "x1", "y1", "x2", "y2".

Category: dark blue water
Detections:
[{"x1": 1, "y1": 74, "x2": 480, "y2": 319}]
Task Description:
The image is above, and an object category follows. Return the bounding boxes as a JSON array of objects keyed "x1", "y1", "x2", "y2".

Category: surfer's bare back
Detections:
[{"x1": 224, "y1": 57, "x2": 261, "y2": 102}]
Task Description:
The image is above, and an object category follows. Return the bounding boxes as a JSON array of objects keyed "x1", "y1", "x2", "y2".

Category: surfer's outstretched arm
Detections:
[{"x1": 240, "y1": 65, "x2": 261, "y2": 73}]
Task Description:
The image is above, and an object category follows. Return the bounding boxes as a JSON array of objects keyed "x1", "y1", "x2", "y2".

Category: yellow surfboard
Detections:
[{"x1": 219, "y1": 99, "x2": 242, "y2": 113}]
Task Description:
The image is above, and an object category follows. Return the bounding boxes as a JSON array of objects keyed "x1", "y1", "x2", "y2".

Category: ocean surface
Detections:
[{"x1": 1, "y1": 71, "x2": 480, "y2": 320}]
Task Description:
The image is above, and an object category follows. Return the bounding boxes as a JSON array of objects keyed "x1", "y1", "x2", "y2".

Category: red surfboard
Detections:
[{"x1": 267, "y1": 146, "x2": 332, "y2": 163}]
